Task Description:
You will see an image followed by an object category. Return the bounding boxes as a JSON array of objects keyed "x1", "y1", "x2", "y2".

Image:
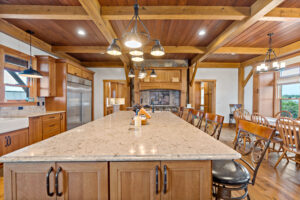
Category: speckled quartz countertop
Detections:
[
  {"x1": 0, "y1": 111, "x2": 240, "y2": 162},
  {"x1": 0, "y1": 111, "x2": 65, "y2": 118}
]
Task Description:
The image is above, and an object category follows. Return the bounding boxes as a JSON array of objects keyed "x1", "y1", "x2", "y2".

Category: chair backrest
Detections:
[
  {"x1": 251, "y1": 113, "x2": 270, "y2": 127},
  {"x1": 186, "y1": 109, "x2": 197, "y2": 124},
  {"x1": 229, "y1": 104, "x2": 242, "y2": 114},
  {"x1": 178, "y1": 107, "x2": 184, "y2": 118},
  {"x1": 203, "y1": 113, "x2": 224, "y2": 140},
  {"x1": 275, "y1": 111, "x2": 293, "y2": 118},
  {"x1": 196, "y1": 110, "x2": 205, "y2": 129},
  {"x1": 235, "y1": 120, "x2": 275, "y2": 185},
  {"x1": 276, "y1": 117, "x2": 300, "y2": 152}
]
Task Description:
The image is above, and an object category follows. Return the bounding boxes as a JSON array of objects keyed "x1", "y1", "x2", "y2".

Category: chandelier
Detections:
[
  {"x1": 106, "y1": 0, "x2": 165, "y2": 63},
  {"x1": 256, "y1": 33, "x2": 285, "y2": 73}
]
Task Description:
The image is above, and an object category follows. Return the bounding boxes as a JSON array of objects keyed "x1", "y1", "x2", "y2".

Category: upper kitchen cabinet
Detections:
[{"x1": 36, "y1": 56, "x2": 56, "y2": 97}]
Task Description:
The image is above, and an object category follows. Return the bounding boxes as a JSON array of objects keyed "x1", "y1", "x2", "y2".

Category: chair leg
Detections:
[
  {"x1": 265, "y1": 148, "x2": 269, "y2": 160},
  {"x1": 275, "y1": 150, "x2": 287, "y2": 168}
]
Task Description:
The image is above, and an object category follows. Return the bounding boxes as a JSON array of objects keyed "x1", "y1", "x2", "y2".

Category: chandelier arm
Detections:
[
  {"x1": 124, "y1": 15, "x2": 136, "y2": 32},
  {"x1": 137, "y1": 15, "x2": 150, "y2": 36},
  {"x1": 272, "y1": 50, "x2": 279, "y2": 62}
]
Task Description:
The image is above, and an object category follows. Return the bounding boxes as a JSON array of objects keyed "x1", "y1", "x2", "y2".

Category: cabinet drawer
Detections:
[
  {"x1": 0, "y1": 128, "x2": 29, "y2": 156},
  {"x1": 42, "y1": 128, "x2": 60, "y2": 140},
  {"x1": 42, "y1": 114, "x2": 60, "y2": 122},
  {"x1": 43, "y1": 119, "x2": 60, "y2": 133},
  {"x1": 67, "y1": 64, "x2": 82, "y2": 77}
]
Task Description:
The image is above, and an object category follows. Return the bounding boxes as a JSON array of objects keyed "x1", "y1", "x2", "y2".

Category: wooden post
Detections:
[{"x1": 238, "y1": 66, "x2": 244, "y2": 107}]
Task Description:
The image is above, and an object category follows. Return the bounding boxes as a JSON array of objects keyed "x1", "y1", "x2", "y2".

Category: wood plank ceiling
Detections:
[{"x1": 0, "y1": 0, "x2": 299, "y2": 65}]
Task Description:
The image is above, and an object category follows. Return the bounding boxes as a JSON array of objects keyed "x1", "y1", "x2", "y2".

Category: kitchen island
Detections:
[{"x1": 0, "y1": 111, "x2": 240, "y2": 200}]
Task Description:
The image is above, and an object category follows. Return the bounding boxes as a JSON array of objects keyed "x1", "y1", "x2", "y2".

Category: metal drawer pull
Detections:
[
  {"x1": 4, "y1": 136, "x2": 9, "y2": 147},
  {"x1": 55, "y1": 167, "x2": 63, "y2": 196},
  {"x1": 46, "y1": 167, "x2": 54, "y2": 197},
  {"x1": 163, "y1": 165, "x2": 167, "y2": 194},
  {"x1": 155, "y1": 166, "x2": 159, "y2": 194}
]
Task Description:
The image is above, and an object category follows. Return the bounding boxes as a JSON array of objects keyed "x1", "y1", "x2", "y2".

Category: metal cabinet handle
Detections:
[
  {"x1": 4, "y1": 136, "x2": 8, "y2": 147},
  {"x1": 55, "y1": 167, "x2": 63, "y2": 196},
  {"x1": 163, "y1": 165, "x2": 167, "y2": 194},
  {"x1": 8, "y1": 136, "x2": 11, "y2": 146},
  {"x1": 155, "y1": 166, "x2": 159, "y2": 194},
  {"x1": 46, "y1": 167, "x2": 54, "y2": 197}
]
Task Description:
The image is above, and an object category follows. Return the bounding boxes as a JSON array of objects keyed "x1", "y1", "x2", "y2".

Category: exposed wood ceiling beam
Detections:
[
  {"x1": 189, "y1": 0, "x2": 285, "y2": 86},
  {"x1": 197, "y1": 62, "x2": 240, "y2": 68},
  {"x1": 241, "y1": 40, "x2": 300, "y2": 67},
  {"x1": 0, "y1": 5, "x2": 299, "y2": 22},
  {"x1": 0, "y1": 5, "x2": 89, "y2": 20},
  {"x1": 81, "y1": 61, "x2": 124, "y2": 68},
  {"x1": 0, "y1": 19, "x2": 79, "y2": 63},
  {"x1": 78, "y1": 0, "x2": 130, "y2": 83},
  {"x1": 52, "y1": 45, "x2": 270, "y2": 55}
]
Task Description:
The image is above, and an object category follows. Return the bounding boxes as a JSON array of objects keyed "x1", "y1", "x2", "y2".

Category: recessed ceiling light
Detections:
[
  {"x1": 77, "y1": 29, "x2": 86, "y2": 36},
  {"x1": 198, "y1": 30, "x2": 206, "y2": 36}
]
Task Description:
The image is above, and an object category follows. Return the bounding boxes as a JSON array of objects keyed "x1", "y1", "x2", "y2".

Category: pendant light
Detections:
[
  {"x1": 107, "y1": 39, "x2": 122, "y2": 56},
  {"x1": 19, "y1": 30, "x2": 43, "y2": 79},
  {"x1": 132, "y1": 56, "x2": 144, "y2": 62},
  {"x1": 128, "y1": 68, "x2": 135, "y2": 78},
  {"x1": 106, "y1": 0, "x2": 164, "y2": 61},
  {"x1": 138, "y1": 67, "x2": 147, "y2": 79},
  {"x1": 150, "y1": 69, "x2": 157, "y2": 78},
  {"x1": 150, "y1": 40, "x2": 165, "y2": 56},
  {"x1": 256, "y1": 33, "x2": 285, "y2": 73},
  {"x1": 129, "y1": 48, "x2": 143, "y2": 56}
]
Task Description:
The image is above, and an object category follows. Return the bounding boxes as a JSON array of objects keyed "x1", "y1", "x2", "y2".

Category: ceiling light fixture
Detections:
[
  {"x1": 132, "y1": 56, "x2": 144, "y2": 62},
  {"x1": 198, "y1": 30, "x2": 206, "y2": 36},
  {"x1": 107, "y1": 0, "x2": 164, "y2": 59},
  {"x1": 107, "y1": 39, "x2": 122, "y2": 56},
  {"x1": 150, "y1": 40, "x2": 165, "y2": 56},
  {"x1": 129, "y1": 48, "x2": 143, "y2": 56},
  {"x1": 150, "y1": 69, "x2": 157, "y2": 78},
  {"x1": 256, "y1": 33, "x2": 285, "y2": 73},
  {"x1": 77, "y1": 29, "x2": 86, "y2": 36},
  {"x1": 19, "y1": 30, "x2": 43, "y2": 79}
]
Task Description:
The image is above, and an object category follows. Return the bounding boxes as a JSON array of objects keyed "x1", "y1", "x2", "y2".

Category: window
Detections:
[
  {"x1": 278, "y1": 83, "x2": 300, "y2": 118},
  {"x1": 280, "y1": 67, "x2": 300, "y2": 77},
  {"x1": 4, "y1": 69, "x2": 29, "y2": 100}
]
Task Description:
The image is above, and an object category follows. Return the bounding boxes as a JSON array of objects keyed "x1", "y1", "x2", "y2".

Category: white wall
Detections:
[
  {"x1": 195, "y1": 68, "x2": 238, "y2": 123},
  {"x1": 0, "y1": 32, "x2": 54, "y2": 57},
  {"x1": 244, "y1": 66, "x2": 253, "y2": 113},
  {"x1": 88, "y1": 68, "x2": 126, "y2": 119}
]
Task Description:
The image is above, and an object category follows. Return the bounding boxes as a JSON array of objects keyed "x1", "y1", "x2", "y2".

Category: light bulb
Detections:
[
  {"x1": 272, "y1": 61, "x2": 279, "y2": 70},
  {"x1": 280, "y1": 62, "x2": 286, "y2": 69}
]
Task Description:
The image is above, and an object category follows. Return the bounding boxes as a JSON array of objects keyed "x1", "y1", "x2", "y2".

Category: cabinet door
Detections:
[
  {"x1": 160, "y1": 161, "x2": 212, "y2": 200},
  {"x1": 0, "y1": 128, "x2": 28, "y2": 156},
  {"x1": 29, "y1": 116, "x2": 43, "y2": 145},
  {"x1": 4, "y1": 162, "x2": 56, "y2": 200},
  {"x1": 110, "y1": 162, "x2": 160, "y2": 200},
  {"x1": 56, "y1": 162, "x2": 108, "y2": 200}
]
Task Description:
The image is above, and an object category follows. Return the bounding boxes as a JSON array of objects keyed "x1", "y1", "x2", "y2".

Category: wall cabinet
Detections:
[
  {"x1": 4, "y1": 161, "x2": 211, "y2": 200},
  {"x1": 4, "y1": 162, "x2": 108, "y2": 200},
  {"x1": 37, "y1": 56, "x2": 57, "y2": 97},
  {"x1": 0, "y1": 128, "x2": 28, "y2": 156},
  {"x1": 67, "y1": 64, "x2": 93, "y2": 81}
]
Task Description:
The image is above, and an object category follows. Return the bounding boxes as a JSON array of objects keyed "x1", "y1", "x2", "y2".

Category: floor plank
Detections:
[{"x1": 0, "y1": 127, "x2": 299, "y2": 199}]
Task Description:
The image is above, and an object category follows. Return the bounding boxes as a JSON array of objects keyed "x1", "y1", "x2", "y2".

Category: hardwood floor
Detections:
[{"x1": 0, "y1": 127, "x2": 299, "y2": 199}]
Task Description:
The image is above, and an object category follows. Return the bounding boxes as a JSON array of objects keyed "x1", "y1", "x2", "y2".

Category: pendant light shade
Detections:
[
  {"x1": 132, "y1": 56, "x2": 144, "y2": 62},
  {"x1": 151, "y1": 40, "x2": 165, "y2": 56},
  {"x1": 19, "y1": 30, "x2": 42, "y2": 79},
  {"x1": 138, "y1": 67, "x2": 147, "y2": 79},
  {"x1": 107, "y1": 39, "x2": 122, "y2": 56},
  {"x1": 124, "y1": 32, "x2": 142, "y2": 49},
  {"x1": 129, "y1": 48, "x2": 143, "y2": 56},
  {"x1": 128, "y1": 68, "x2": 135, "y2": 78},
  {"x1": 150, "y1": 69, "x2": 157, "y2": 78}
]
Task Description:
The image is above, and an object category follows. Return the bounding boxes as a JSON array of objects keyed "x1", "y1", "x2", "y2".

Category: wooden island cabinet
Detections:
[{"x1": 1, "y1": 112, "x2": 239, "y2": 200}]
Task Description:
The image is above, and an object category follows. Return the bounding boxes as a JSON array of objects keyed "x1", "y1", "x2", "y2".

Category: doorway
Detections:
[{"x1": 193, "y1": 80, "x2": 216, "y2": 113}]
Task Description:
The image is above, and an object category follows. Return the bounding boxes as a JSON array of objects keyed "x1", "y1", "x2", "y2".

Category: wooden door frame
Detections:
[
  {"x1": 191, "y1": 79, "x2": 216, "y2": 114},
  {"x1": 103, "y1": 80, "x2": 129, "y2": 116}
]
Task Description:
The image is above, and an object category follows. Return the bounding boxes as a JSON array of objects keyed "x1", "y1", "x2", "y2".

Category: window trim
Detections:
[{"x1": 0, "y1": 44, "x2": 37, "y2": 106}]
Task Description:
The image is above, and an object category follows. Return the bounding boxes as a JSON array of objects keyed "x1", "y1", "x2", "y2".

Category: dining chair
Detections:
[
  {"x1": 274, "y1": 117, "x2": 300, "y2": 168},
  {"x1": 212, "y1": 120, "x2": 275, "y2": 200},
  {"x1": 203, "y1": 113, "x2": 224, "y2": 140},
  {"x1": 177, "y1": 107, "x2": 184, "y2": 118},
  {"x1": 186, "y1": 109, "x2": 197, "y2": 125},
  {"x1": 195, "y1": 110, "x2": 205, "y2": 129},
  {"x1": 275, "y1": 111, "x2": 293, "y2": 118},
  {"x1": 251, "y1": 113, "x2": 283, "y2": 159},
  {"x1": 233, "y1": 109, "x2": 248, "y2": 144}
]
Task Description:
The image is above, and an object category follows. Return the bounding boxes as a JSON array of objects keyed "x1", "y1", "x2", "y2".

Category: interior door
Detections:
[
  {"x1": 161, "y1": 161, "x2": 212, "y2": 200},
  {"x1": 56, "y1": 162, "x2": 108, "y2": 200},
  {"x1": 110, "y1": 162, "x2": 160, "y2": 200},
  {"x1": 67, "y1": 82, "x2": 82, "y2": 130},
  {"x1": 4, "y1": 162, "x2": 56, "y2": 200}
]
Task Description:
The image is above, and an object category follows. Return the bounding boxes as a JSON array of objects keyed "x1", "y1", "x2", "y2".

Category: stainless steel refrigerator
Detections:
[{"x1": 67, "y1": 74, "x2": 92, "y2": 130}]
